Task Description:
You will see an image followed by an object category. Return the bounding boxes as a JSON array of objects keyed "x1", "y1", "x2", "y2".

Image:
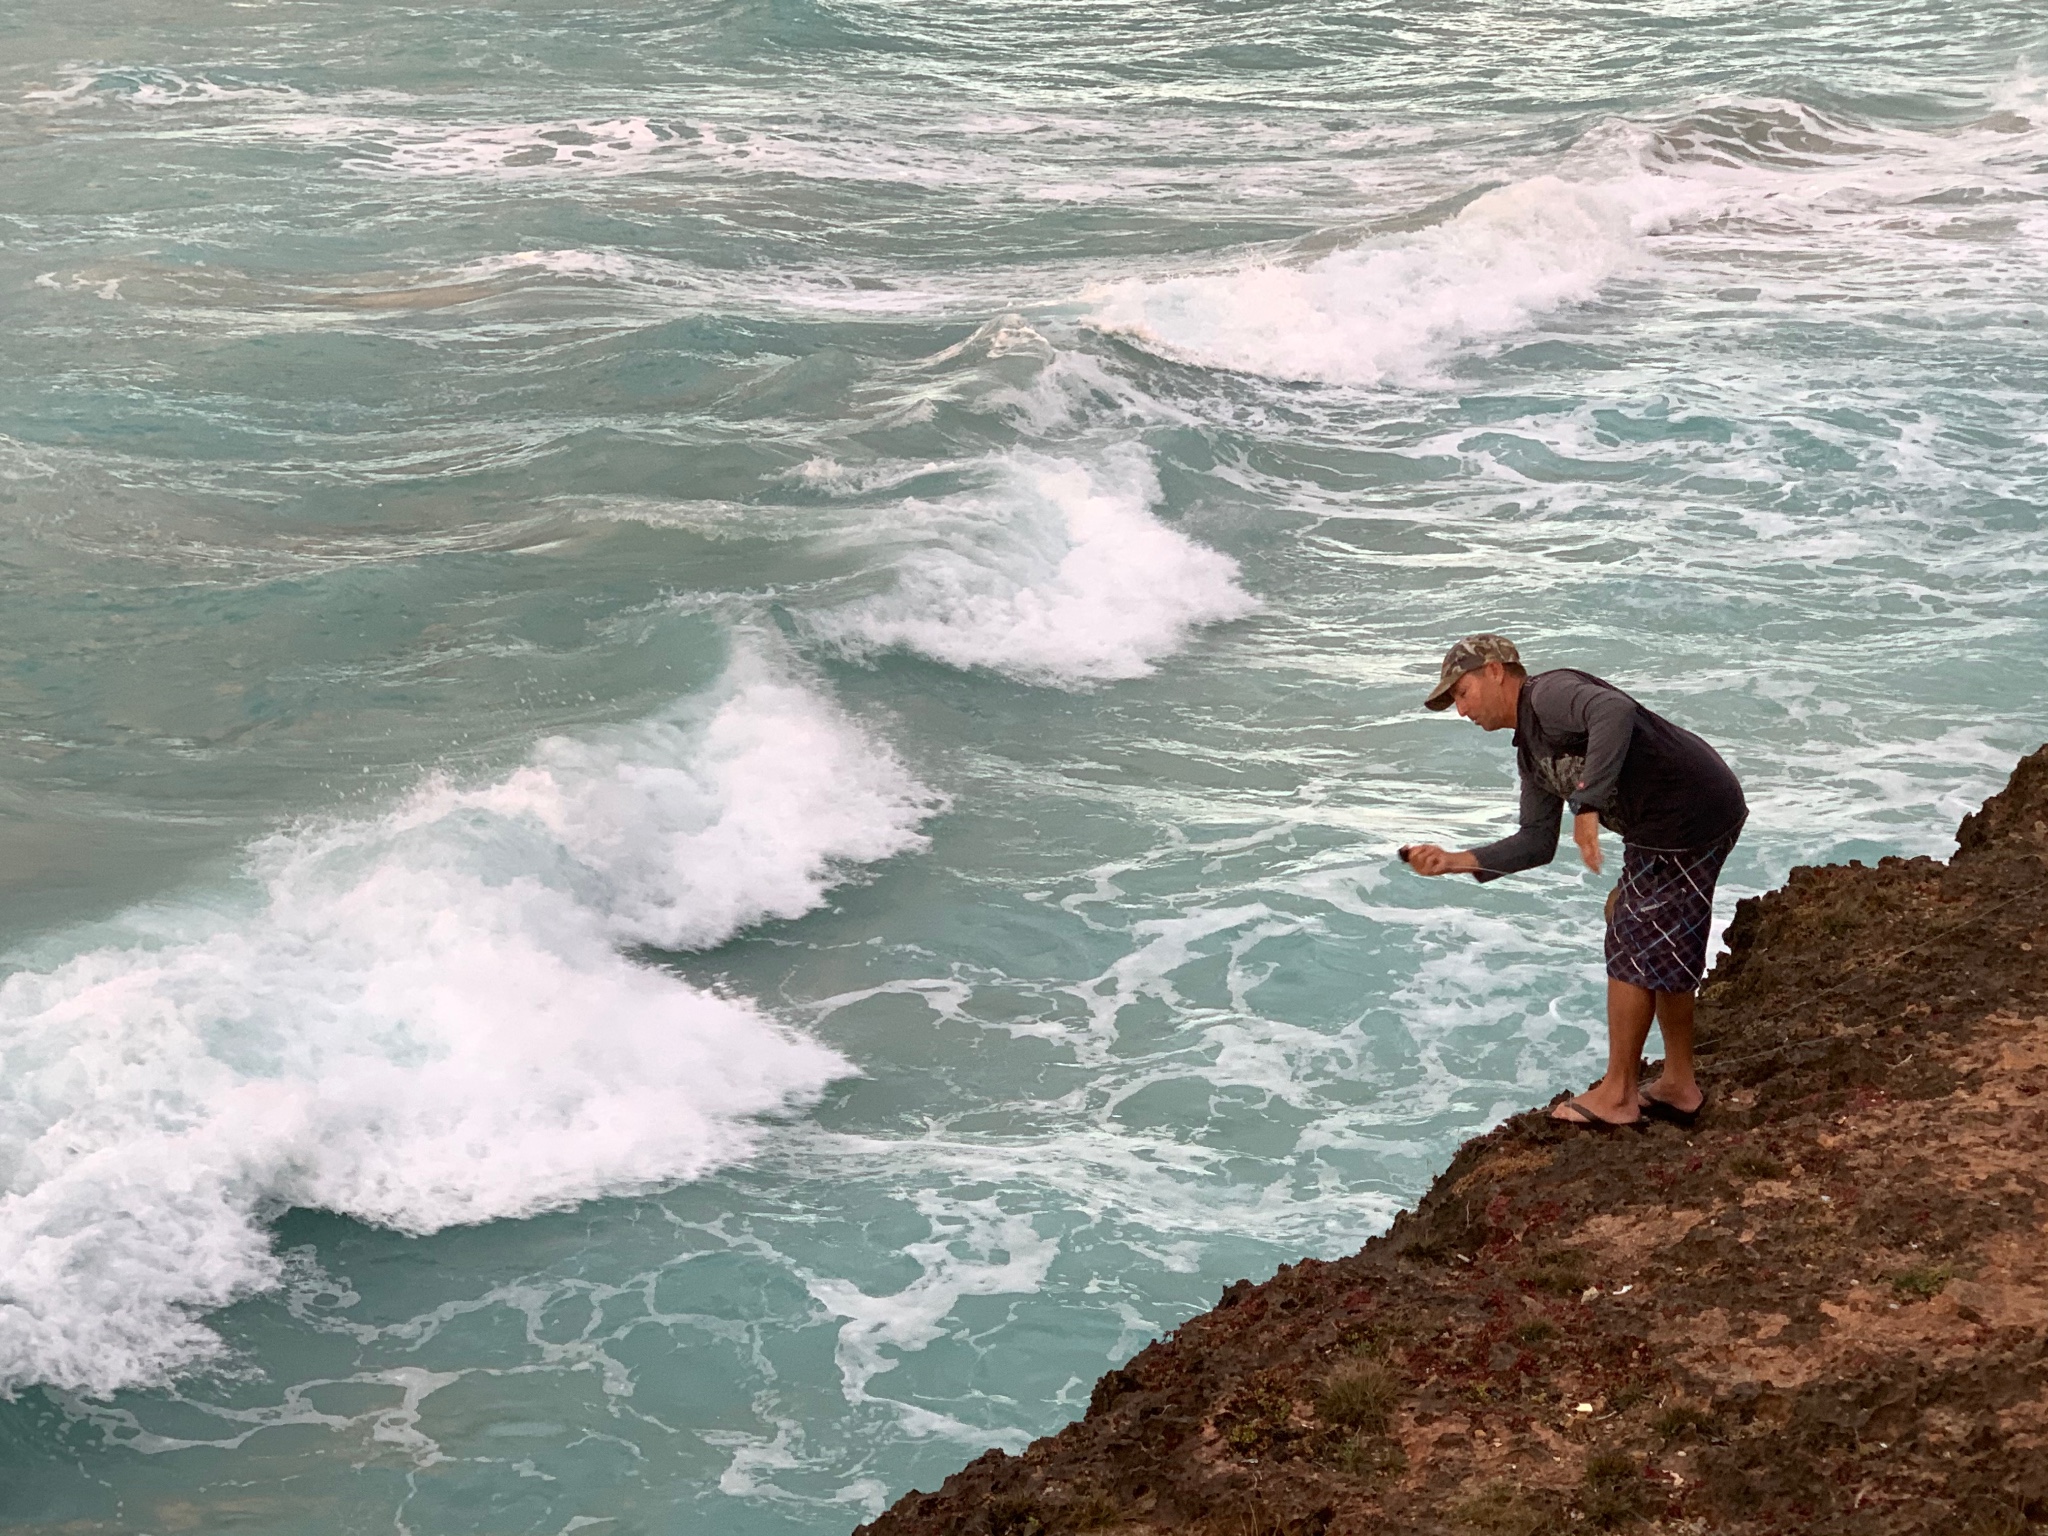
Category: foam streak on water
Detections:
[{"x1": 1, "y1": 3, "x2": 2046, "y2": 1531}]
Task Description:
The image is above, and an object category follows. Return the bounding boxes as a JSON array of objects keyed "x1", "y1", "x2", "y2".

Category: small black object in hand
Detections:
[{"x1": 1397, "y1": 846, "x2": 1414, "y2": 864}]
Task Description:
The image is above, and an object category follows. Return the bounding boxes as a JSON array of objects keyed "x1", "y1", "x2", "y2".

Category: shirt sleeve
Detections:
[
  {"x1": 1538, "y1": 673, "x2": 1638, "y2": 817},
  {"x1": 1468, "y1": 773, "x2": 1563, "y2": 882}
]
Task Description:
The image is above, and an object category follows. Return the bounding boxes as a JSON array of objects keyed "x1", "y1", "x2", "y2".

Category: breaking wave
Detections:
[
  {"x1": 810, "y1": 444, "x2": 1256, "y2": 687},
  {"x1": 0, "y1": 651, "x2": 938, "y2": 1396}
]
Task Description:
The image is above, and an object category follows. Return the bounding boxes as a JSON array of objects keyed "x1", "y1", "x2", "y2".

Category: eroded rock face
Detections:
[
  {"x1": 855, "y1": 746, "x2": 2048, "y2": 1536},
  {"x1": 1956, "y1": 744, "x2": 2048, "y2": 861}
]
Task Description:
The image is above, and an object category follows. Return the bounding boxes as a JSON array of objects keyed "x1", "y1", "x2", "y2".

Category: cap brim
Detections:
[{"x1": 1424, "y1": 679, "x2": 1457, "y2": 711}]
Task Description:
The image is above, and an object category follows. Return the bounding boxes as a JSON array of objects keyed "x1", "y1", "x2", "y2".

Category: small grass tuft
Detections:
[
  {"x1": 1317, "y1": 1359, "x2": 1400, "y2": 1433},
  {"x1": 1216, "y1": 1382, "x2": 1296, "y2": 1458},
  {"x1": 1520, "y1": 1247, "x2": 1593, "y2": 1297},
  {"x1": 1891, "y1": 1263, "x2": 1953, "y2": 1301},
  {"x1": 1652, "y1": 1400, "x2": 1716, "y2": 1441},
  {"x1": 1959, "y1": 1490, "x2": 2035, "y2": 1536},
  {"x1": 1218, "y1": 1502, "x2": 1288, "y2": 1536},
  {"x1": 1337, "y1": 1318, "x2": 1401, "y2": 1359},
  {"x1": 1511, "y1": 1319, "x2": 1558, "y2": 1346},
  {"x1": 1451, "y1": 1482, "x2": 1551, "y2": 1536},
  {"x1": 1330, "y1": 1433, "x2": 1407, "y2": 1480},
  {"x1": 1729, "y1": 1149, "x2": 1789, "y2": 1180},
  {"x1": 984, "y1": 1493, "x2": 1046, "y2": 1536},
  {"x1": 1608, "y1": 1382, "x2": 1651, "y2": 1414},
  {"x1": 1054, "y1": 1489, "x2": 1122, "y2": 1531},
  {"x1": 1579, "y1": 1449, "x2": 1650, "y2": 1528}
]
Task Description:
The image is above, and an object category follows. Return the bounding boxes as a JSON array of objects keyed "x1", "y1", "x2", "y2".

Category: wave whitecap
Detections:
[
  {"x1": 810, "y1": 444, "x2": 1255, "y2": 687},
  {"x1": 0, "y1": 652, "x2": 937, "y2": 1397},
  {"x1": 1086, "y1": 175, "x2": 1641, "y2": 387},
  {"x1": 25, "y1": 68, "x2": 303, "y2": 108}
]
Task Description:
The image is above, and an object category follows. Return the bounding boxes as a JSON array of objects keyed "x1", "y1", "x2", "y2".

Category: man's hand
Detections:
[
  {"x1": 1573, "y1": 810, "x2": 1603, "y2": 874},
  {"x1": 1401, "y1": 844, "x2": 1478, "y2": 877}
]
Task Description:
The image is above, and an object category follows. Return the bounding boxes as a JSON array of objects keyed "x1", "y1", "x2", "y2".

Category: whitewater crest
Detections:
[
  {"x1": 0, "y1": 651, "x2": 938, "y2": 1397},
  {"x1": 1085, "y1": 175, "x2": 1642, "y2": 387},
  {"x1": 809, "y1": 443, "x2": 1256, "y2": 687},
  {"x1": 1086, "y1": 96, "x2": 2048, "y2": 392},
  {"x1": 24, "y1": 68, "x2": 304, "y2": 108}
]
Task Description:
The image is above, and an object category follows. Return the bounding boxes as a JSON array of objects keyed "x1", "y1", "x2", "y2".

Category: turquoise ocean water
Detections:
[{"x1": 2, "y1": 2, "x2": 2045, "y2": 1529}]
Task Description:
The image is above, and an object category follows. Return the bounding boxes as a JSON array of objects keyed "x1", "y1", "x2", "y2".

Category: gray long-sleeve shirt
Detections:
[{"x1": 1470, "y1": 670, "x2": 1746, "y2": 882}]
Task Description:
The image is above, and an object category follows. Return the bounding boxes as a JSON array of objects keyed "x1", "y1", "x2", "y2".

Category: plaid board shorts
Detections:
[{"x1": 1604, "y1": 830, "x2": 1742, "y2": 993}]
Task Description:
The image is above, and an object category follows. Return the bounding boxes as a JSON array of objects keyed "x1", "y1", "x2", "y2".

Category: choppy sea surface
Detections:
[{"x1": 2, "y1": 1, "x2": 2045, "y2": 1529}]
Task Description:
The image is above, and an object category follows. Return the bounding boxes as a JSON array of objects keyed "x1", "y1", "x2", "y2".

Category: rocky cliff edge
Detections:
[{"x1": 856, "y1": 745, "x2": 2048, "y2": 1536}]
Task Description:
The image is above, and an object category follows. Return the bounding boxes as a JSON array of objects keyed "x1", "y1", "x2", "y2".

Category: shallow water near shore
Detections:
[{"x1": 0, "y1": 2, "x2": 2045, "y2": 1530}]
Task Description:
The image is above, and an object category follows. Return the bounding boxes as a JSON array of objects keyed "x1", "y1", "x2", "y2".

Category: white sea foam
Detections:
[
  {"x1": 805, "y1": 1193, "x2": 1056, "y2": 1442},
  {"x1": 448, "y1": 248, "x2": 645, "y2": 284},
  {"x1": 24, "y1": 69, "x2": 303, "y2": 108},
  {"x1": 289, "y1": 112, "x2": 994, "y2": 189},
  {"x1": 0, "y1": 651, "x2": 937, "y2": 1397},
  {"x1": 377, "y1": 116, "x2": 685, "y2": 178},
  {"x1": 810, "y1": 444, "x2": 1255, "y2": 686},
  {"x1": 1086, "y1": 175, "x2": 1644, "y2": 387},
  {"x1": 1085, "y1": 93, "x2": 2048, "y2": 389}
]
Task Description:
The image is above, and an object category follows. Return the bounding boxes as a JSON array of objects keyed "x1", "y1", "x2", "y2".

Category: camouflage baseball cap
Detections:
[{"x1": 1424, "y1": 633, "x2": 1521, "y2": 711}]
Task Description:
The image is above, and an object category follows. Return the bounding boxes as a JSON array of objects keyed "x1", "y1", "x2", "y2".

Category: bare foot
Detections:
[
  {"x1": 1639, "y1": 1079, "x2": 1703, "y2": 1115},
  {"x1": 1551, "y1": 1093, "x2": 1640, "y2": 1127}
]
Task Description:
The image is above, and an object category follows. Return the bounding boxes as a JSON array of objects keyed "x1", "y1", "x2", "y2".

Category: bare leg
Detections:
[
  {"x1": 1642, "y1": 990, "x2": 1703, "y2": 1113},
  {"x1": 1551, "y1": 978, "x2": 1654, "y2": 1123}
]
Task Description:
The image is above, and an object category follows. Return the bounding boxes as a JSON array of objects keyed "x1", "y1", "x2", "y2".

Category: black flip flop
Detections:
[
  {"x1": 1551, "y1": 1097, "x2": 1642, "y2": 1131},
  {"x1": 1640, "y1": 1090, "x2": 1707, "y2": 1129}
]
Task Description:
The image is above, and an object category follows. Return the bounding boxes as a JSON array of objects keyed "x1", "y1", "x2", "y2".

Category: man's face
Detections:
[{"x1": 1451, "y1": 661, "x2": 1516, "y2": 731}]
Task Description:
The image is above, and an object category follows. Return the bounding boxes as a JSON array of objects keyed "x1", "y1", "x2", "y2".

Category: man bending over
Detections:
[{"x1": 1402, "y1": 635, "x2": 1746, "y2": 1129}]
